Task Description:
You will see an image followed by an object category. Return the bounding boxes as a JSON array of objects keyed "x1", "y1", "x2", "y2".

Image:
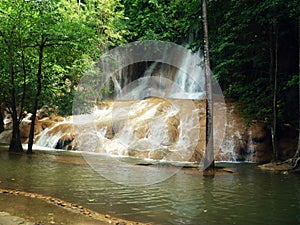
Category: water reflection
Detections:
[{"x1": 0, "y1": 149, "x2": 299, "y2": 225}]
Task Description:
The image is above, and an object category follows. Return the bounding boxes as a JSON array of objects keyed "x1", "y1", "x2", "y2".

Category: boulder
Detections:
[{"x1": 0, "y1": 130, "x2": 12, "y2": 144}]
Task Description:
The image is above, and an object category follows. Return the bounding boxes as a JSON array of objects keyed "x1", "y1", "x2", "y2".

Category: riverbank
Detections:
[
  {"x1": 258, "y1": 158, "x2": 300, "y2": 174},
  {"x1": 0, "y1": 188, "x2": 151, "y2": 225},
  {"x1": 0, "y1": 211, "x2": 35, "y2": 225}
]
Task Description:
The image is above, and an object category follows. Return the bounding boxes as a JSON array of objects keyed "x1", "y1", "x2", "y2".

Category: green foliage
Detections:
[
  {"x1": 227, "y1": 78, "x2": 274, "y2": 125},
  {"x1": 285, "y1": 74, "x2": 300, "y2": 89},
  {"x1": 83, "y1": 0, "x2": 127, "y2": 47},
  {"x1": 0, "y1": 0, "x2": 127, "y2": 116},
  {"x1": 207, "y1": 0, "x2": 299, "y2": 126},
  {"x1": 122, "y1": 0, "x2": 201, "y2": 44},
  {"x1": 0, "y1": 0, "x2": 298, "y2": 130}
]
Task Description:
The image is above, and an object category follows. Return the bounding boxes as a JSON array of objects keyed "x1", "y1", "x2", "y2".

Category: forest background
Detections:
[{"x1": 0, "y1": 0, "x2": 299, "y2": 160}]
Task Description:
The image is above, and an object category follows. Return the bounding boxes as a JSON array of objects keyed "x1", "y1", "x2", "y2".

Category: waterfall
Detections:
[
  {"x1": 216, "y1": 109, "x2": 238, "y2": 162},
  {"x1": 78, "y1": 98, "x2": 202, "y2": 161},
  {"x1": 33, "y1": 99, "x2": 258, "y2": 162},
  {"x1": 35, "y1": 127, "x2": 61, "y2": 148},
  {"x1": 117, "y1": 62, "x2": 159, "y2": 100},
  {"x1": 32, "y1": 41, "x2": 258, "y2": 163},
  {"x1": 246, "y1": 131, "x2": 255, "y2": 162},
  {"x1": 34, "y1": 98, "x2": 204, "y2": 162},
  {"x1": 172, "y1": 49, "x2": 205, "y2": 99},
  {"x1": 107, "y1": 50, "x2": 205, "y2": 101},
  {"x1": 215, "y1": 104, "x2": 257, "y2": 162},
  {"x1": 35, "y1": 121, "x2": 74, "y2": 150}
]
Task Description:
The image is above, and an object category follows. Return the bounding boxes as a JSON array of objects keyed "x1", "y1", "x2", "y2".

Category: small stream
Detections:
[{"x1": 0, "y1": 147, "x2": 299, "y2": 225}]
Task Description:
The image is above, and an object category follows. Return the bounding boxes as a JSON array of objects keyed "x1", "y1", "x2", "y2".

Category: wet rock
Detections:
[
  {"x1": 55, "y1": 133, "x2": 74, "y2": 150},
  {"x1": 48, "y1": 115, "x2": 65, "y2": 122},
  {"x1": 248, "y1": 123, "x2": 267, "y2": 142},
  {"x1": 148, "y1": 149, "x2": 168, "y2": 160},
  {"x1": 36, "y1": 105, "x2": 49, "y2": 120},
  {"x1": 0, "y1": 130, "x2": 12, "y2": 144},
  {"x1": 134, "y1": 151, "x2": 150, "y2": 159}
]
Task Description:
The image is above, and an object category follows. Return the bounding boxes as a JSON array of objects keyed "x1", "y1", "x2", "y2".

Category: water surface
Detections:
[{"x1": 0, "y1": 147, "x2": 299, "y2": 225}]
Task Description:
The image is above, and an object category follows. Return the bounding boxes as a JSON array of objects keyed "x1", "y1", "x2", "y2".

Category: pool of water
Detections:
[{"x1": 0, "y1": 147, "x2": 299, "y2": 225}]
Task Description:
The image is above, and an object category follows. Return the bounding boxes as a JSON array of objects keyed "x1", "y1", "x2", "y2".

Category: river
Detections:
[{"x1": 0, "y1": 146, "x2": 299, "y2": 225}]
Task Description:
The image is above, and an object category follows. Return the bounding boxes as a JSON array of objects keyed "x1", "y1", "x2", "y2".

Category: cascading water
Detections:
[
  {"x1": 107, "y1": 49, "x2": 205, "y2": 101},
  {"x1": 35, "y1": 97, "x2": 204, "y2": 164},
  {"x1": 115, "y1": 62, "x2": 160, "y2": 100},
  {"x1": 35, "y1": 121, "x2": 74, "y2": 150},
  {"x1": 215, "y1": 103, "x2": 257, "y2": 162},
  {"x1": 217, "y1": 108, "x2": 238, "y2": 161},
  {"x1": 246, "y1": 134, "x2": 255, "y2": 162},
  {"x1": 36, "y1": 127, "x2": 62, "y2": 148},
  {"x1": 33, "y1": 41, "x2": 252, "y2": 164},
  {"x1": 34, "y1": 99, "x2": 256, "y2": 162},
  {"x1": 172, "y1": 49, "x2": 205, "y2": 99}
]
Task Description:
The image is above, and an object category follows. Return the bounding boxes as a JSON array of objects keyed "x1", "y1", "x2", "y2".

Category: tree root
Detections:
[
  {"x1": 292, "y1": 157, "x2": 300, "y2": 169},
  {"x1": 277, "y1": 157, "x2": 300, "y2": 167},
  {"x1": 259, "y1": 157, "x2": 300, "y2": 173}
]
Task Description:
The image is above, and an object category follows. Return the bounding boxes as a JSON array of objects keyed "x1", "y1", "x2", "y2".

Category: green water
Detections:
[{"x1": 0, "y1": 148, "x2": 299, "y2": 225}]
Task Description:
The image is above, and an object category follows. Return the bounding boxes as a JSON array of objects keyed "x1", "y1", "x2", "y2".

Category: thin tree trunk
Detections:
[
  {"x1": 0, "y1": 108, "x2": 4, "y2": 133},
  {"x1": 202, "y1": 0, "x2": 214, "y2": 171},
  {"x1": 8, "y1": 43, "x2": 23, "y2": 152},
  {"x1": 269, "y1": 24, "x2": 279, "y2": 161},
  {"x1": 271, "y1": 24, "x2": 279, "y2": 161},
  {"x1": 9, "y1": 114, "x2": 23, "y2": 152},
  {"x1": 295, "y1": 17, "x2": 300, "y2": 158},
  {"x1": 27, "y1": 39, "x2": 45, "y2": 154}
]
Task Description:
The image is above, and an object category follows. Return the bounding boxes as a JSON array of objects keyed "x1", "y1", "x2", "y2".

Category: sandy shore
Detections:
[
  {"x1": 0, "y1": 211, "x2": 35, "y2": 225},
  {"x1": 0, "y1": 188, "x2": 151, "y2": 225}
]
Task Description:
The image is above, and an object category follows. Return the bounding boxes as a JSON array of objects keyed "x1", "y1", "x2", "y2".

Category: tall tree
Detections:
[
  {"x1": 0, "y1": 0, "x2": 28, "y2": 152},
  {"x1": 27, "y1": 0, "x2": 95, "y2": 153},
  {"x1": 209, "y1": 0, "x2": 299, "y2": 161},
  {"x1": 27, "y1": 0, "x2": 126, "y2": 153},
  {"x1": 0, "y1": 0, "x2": 126, "y2": 153},
  {"x1": 295, "y1": 16, "x2": 300, "y2": 159},
  {"x1": 27, "y1": 36, "x2": 45, "y2": 154},
  {"x1": 269, "y1": 23, "x2": 279, "y2": 161},
  {"x1": 202, "y1": 0, "x2": 214, "y2": 170}
]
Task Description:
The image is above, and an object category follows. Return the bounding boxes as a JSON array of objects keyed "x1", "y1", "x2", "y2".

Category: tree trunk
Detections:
[
  {"x1": 269, "y1": 24, "x2": 279, "y2": 161},
  {"x1": 295, "y1": 17, "x2": 300, "y2": 158},
  {"x1": 202, "y1": 0, "x2": 214, "y2": 171},
  {"x1": 9, "y1": 109, "x2": 23, "y2": 152},
  {"x1": 273, "y1": 24, "x2": 279, "y2": 161},
  {"x1": 0, "y1": 108, "x2": 4, "y2": 133},
  {"x1": 9, "y1": 78, "x2": 23, "y2": 152},
  {"x1": 27, "y1": 39, "x2": 45, "y2": 154},
  {"x1": 8, "y1": 43, "x2": 23, "y2": 152},
  {"x1": 27, "y1": 105, "x2": 37, "y2": 154}
]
